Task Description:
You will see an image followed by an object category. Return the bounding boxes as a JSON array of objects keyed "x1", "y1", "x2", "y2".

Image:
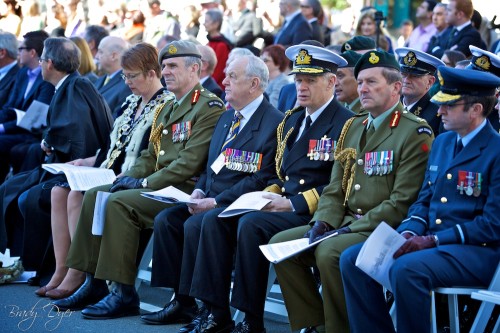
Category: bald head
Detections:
[
  {"x1": 197, "y1": 44, "x2": 217, "y2": 76},
  {"x1": 96, "y1": 36, "x2": 129, "y2": 74}
]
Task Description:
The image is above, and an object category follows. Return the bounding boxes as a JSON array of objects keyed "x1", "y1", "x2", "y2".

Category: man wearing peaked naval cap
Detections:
[
  {"x1": 56, "y1": 40, "x2": 226, "y2": 318},
  {"x1": 285, "y1": 44, "x2": 348, "y2": 75},
  {"x1": 394, "y1": 47, "x2": 445, "y2": 135},
  {"x1": 342, "y1": 65, "x2": 500, "y2": 333},
  {"x1": 467, "y1": 45, "x2": 500, "y2": 77},
  {"x1": 336, "y1": 51, "x2": 364, "y2": 113},
  {"x1": 463, "y1": 45, "x2": 500, "y2": 131},
  {"x1": 189, "y1": 41, "x2": 355, "y2": 332},
  {"x1": 270, "y1": 49, "x2": 433, "y2": 333}
]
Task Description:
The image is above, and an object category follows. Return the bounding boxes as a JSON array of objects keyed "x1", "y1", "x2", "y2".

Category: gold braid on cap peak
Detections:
[
  {"x1": 333, "y1": 117, "x2": 357, "y2": 206},
  {"x1": 149, "y1": 102, "x2": 169, "y2": 171},
  {"x1": 275, "y1": 107, "x2": 302, "y2": 181}
]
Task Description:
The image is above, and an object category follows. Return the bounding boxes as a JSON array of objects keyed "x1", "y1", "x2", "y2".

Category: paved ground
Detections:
[{"x1": 0, "y1": 281, "x2": 292, "y2": 333}]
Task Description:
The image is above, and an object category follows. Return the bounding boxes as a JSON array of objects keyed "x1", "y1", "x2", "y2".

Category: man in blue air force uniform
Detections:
[{"x1": 341, "y1": 66, "x2": 500, "y2": 333}]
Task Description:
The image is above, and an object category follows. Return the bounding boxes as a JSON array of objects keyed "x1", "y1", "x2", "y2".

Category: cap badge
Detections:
[
  {"x1": 437, "y1": 70, "x2": 444, "y2": 86},
  {"x1": 368, "y1": 52, "x2": 380, "y2": 64},
  {"x1": 344, "y1": 43, "x2": 352, "y2": 51},
  {"x1": 295, "y1": 49, "x2": 312, "y2": 65},
  {"x1": 403, "y1": 51, "x2": 418, "y2": 67},
  {"x1": 475, "y1": 55, "x2": 491, "y2": 71},
  {"x1": 168, "y1": 45, "x2": 177, "y2": 55}
]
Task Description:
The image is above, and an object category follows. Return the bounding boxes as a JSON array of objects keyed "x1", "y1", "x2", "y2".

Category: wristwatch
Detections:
[{"x1": 141, "y1": 178, "x2": 148, "y2": 188}]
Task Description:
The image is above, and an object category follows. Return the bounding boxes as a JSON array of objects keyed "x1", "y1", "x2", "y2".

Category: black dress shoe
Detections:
[
  {"x1": 51, "y1": 275, "x2": 109, "y2": 311},
  {"x1": 141, "y1": 299, "x2": 197, "y2": 325},
  {"x1": 231, "y1": 320, "x2": 266, "y2": 333},
  {"x1": 81, "y1": 283, "x2": 139, "y2": 319},
  {"x1": 179, "y1": 306, "x2": 209, "y2": 333},
  {"x1": 201, "y1": 314, "x2": 234, "y2": 333}
]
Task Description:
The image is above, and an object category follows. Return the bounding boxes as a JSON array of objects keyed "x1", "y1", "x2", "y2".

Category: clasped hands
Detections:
[
  {"x1": 393, "y1": 233, "x2": 437, "y2": 259},
  {"x1": 109, "y1": 176, "x2": 143, "y2": 193},
  {"x1": 304, "y1": 221, "x2": 351, "y2": 244}
]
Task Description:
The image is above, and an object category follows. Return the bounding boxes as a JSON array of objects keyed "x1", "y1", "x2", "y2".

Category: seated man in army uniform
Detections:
[
  {"x1": 270, "y1": 50, "x2": 434, "y2": 333},
  {"x1": 52, "y1": 40, "x2": 226, "y2": 319}
]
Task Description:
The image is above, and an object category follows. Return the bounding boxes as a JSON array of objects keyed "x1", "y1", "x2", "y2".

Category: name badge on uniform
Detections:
[
  {"x1": 223, "y1": 148, "x2": 262, "y2": 173},
  {"x1": 172, "y1": 121, "x2": 192, "y2": 143},
  {"x1": 457, "y1": 170, "x2": 482, "y2": 196},
  {"x1": 211, "y1": 153, "x2": 226, "y2": 174},
  {"x1": 364, "y1": 150, "x2": 394, "y2": 176},
  {"x1": 306, "y1": 136, "x2": 336, "y2": 161}
]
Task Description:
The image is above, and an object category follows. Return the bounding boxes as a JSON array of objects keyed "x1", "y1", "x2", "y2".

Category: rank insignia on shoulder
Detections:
[
  {"x1": 417, "y1": 126, "x2": 433, "y2": 136},
  {"x1": 390, "y1": 110, "x2": 401, "y2": 128},
  {"x1": 208, "y1": 100, "x2": 223, "y2": 108},
  {"x1": 191, "y1": 90, "x2": 200, "y2": 104}
]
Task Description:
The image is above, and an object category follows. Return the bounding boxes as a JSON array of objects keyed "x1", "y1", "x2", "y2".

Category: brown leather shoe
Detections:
[
  {"x1": 35, "y1": 285, "x2": 57, "y2": 297},
  {"x1": 46, "y1": 282, "x2": 84, "y2": 300}
]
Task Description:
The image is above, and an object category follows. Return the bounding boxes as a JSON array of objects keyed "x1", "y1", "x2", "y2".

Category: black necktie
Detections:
[
  {"x1": 454, "y1": 139, "x2": 463, "y2": 157},
  {"x1": 304, "y1": 115, "x2": 312, "y2": 131}
]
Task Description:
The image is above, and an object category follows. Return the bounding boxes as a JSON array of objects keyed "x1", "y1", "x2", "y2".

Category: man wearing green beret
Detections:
[
  {"x1": 270, "y1": 50, "x2": 434, "y2": 333},
  {"x1": 53, "y1": 40, "x2": 225, "y2": 318}
]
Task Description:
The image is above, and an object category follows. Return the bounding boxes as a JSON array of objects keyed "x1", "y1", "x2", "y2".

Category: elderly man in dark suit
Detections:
[
  {"x1": 93, "y1": 36, "x2": 132, "y2": 119},
  {"x1": 395, "y1": 47, "x2": 445, "y2": 135},
  {"x1": 341, "y1": 66, "x2": 500, "y2": 333},
  {"x1": 0, "y1": 31, "x2": 19, "y2": 107},
  {"x1": 274, "y1": 0, "x2": 312, "y2": 47},
  {"x1": 0, "y1": 30, "x2": 55, "y2": 183},
  {"x1": 188, "y1": 44, "x2": 354, "y2": 333},
  {"x1": 139, "y1": 54, "x2": 284, "y2": 332}
]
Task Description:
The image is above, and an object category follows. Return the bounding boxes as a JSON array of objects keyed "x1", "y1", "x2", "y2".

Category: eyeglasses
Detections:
[
  {"x1": 38, "y1": 57, "x2": 48, "y2": 64},
  {"x1": 18, "y1": 47, "x2": 31, "y2": 51},
  {"x1": 439, "y1": 102, "x2": 472, "y2": 112},
  {"x1": 121, "y1": 72, "x2": 143, "y2": 81},
  {"x1": 300, "y1": 4, "x2": 311, "y2": 8},
  {"x1": 401, "y1": 72, "x2": 431, "y2": 79}
]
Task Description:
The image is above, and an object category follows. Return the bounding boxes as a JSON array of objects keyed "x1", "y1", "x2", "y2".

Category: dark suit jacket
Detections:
[
  {"x1": 94, "y1": 70, "x2": 132, "y2": 119},
  {"x1": 426, "y1": 26, "x2": 452, "y2": 58},
  {"x1": 269, "y1": 99, "x2": 354, "y2": 214},
  {"x1": 407, "y1": 93, "x2": 440, "y2": 136},
  {"x1": 195, "y1": 97, "x2": 284, "y2": 205},
  {"x1": 232, "y1": 9, "x2": 263, "y2": 47},
  {"x1": 0, "y1": 68, "x2": 55, "y2": 134},
  {"x1": 443, "y1": 23, "x2": 482, "y2": 58},
  {"x1": 0, "y1": 63, "x2": 19, "y2": 107},
  {"x1": 202, "y1": 76, "x2": 225, "y2": 101},
  {"x1": 277, "y1": 82, "x2": 297, "y2": 113},
  {"x1": 274, "y1": 13, "x2": 312, "y2": 47}
]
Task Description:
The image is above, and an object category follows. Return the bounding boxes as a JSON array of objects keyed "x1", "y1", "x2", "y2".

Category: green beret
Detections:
[
  {"x1": 354, "y1": 50, "x2": 400, "y2": 78},
  {"x1": 158, "y1": 40, "x2": 201, "y2": 63},
  {"x1": 340, "y1": 51, "x2": 362, "y2": 68},
  {"x1": 341, "y1": 36, "x2": 376, "y2": 53}
]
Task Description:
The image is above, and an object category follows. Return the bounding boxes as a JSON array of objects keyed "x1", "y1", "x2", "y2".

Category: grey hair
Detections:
[
  {"x1": 184, "y1": 56, "x2": 202, "y2": 77},
  {"x1": 43, "y1": 37, "x2": 81, "y2": 73},
  {"x1": 243, "y1": 55, "x2": 269, "y2": 91},
  {"x1": 0, "y1": 31, "x2": 18, "y2": 59}
]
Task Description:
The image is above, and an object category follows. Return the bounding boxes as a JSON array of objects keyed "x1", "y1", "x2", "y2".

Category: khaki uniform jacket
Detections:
[
  {"x1": 126, "y1": 83, "x2": 225, "y2": 192},
  {"x1": 314, "y1": 103, "x2": 434, "y2": 234}
]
